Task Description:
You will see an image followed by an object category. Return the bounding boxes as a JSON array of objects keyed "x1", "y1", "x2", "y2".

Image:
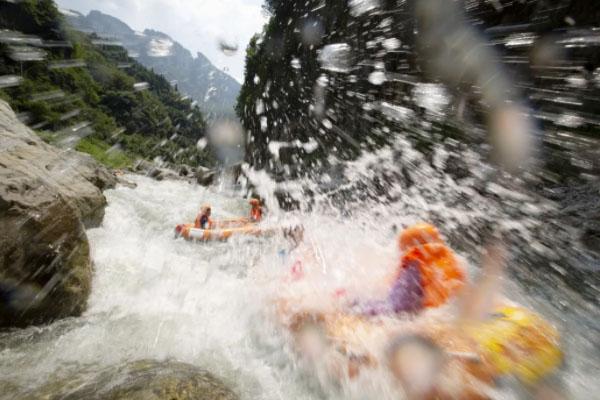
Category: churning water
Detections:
[
  {"x1": 0, "y1": 176, "x2": 313, "y2": 399},
  {"x1": 0, "y1": 157, "x2": 598, "y2": 399}
]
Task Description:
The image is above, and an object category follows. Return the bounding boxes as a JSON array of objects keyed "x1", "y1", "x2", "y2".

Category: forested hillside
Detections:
[
  {"x1": 237, "y1": 0, "x2": 600, "y2": 184},
  {"x1": 0, "y1": 0, "x2": 214, "y2": 168}
]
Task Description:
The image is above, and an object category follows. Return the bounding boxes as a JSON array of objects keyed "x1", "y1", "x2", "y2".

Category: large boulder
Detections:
[
  {"x1": 0, "y1": 100, "x2": 112, "y2": 327},
  {"x1": 196, "y1": 166, "x2": 217, "y2": 186},
  {"x1": 0, "y1": 101, "x2": 115, "y2": 227},
  {"x1": 24, "y1": 360, "x2": 239, "y2": 400},
  {"x1": 0, "y1": 197, "x2": 92, "y2": 327}
]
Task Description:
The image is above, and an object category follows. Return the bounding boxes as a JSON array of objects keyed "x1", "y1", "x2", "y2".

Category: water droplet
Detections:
[
  {"x1": 301, "y1": 19, "x2": 325, "y2": 46},
  {"x1": 318, "y1": 43, "x2": 352, "y2": 73},
  {"x1": 256, "y1": 100, "x2": 265, "y2": 115},
  {"x1": 368, "y1": 71, "x2": 386, "y2": 85},
  {"x1": 147, "y1": 38, "x2": 173, "y2": 57},
  {"x1": 0, "y1": 75, "x2": 22, "y2": 88},
  {"x1": 382, "y1": 38, "x2": 401, "y2": 50},
  {"x1": 413, "y1": 84, "x2": 450, "y2": 116},
  {"x1": 349, "y1": 0, "x2": 380, "y2": 17},
  {"x1": 260, "y1": 116, "x2": 268, "y2": 132},
  {"x1": 218, "y1": 39, "x2": 239, "y2": 56},
  {"x1": 317, "y1": 74, "x2": 329, "y2": 87}
]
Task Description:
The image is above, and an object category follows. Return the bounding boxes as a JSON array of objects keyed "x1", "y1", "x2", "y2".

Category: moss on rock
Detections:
[{"x1": 26, "y1": 360, "x2": 239, "y2": 400}]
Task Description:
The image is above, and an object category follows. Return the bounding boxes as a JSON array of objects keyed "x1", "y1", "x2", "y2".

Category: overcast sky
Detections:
[{"x1": 55, "y1": 0, "x2": 268, "y2": 82}]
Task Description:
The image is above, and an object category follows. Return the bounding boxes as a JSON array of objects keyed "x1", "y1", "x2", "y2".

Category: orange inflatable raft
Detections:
[{"x1": 174, "y1": 222, "x2": 276, "y2": 242}]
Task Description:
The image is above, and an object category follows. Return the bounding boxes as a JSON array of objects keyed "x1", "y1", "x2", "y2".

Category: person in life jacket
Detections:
[
  {"x1": 194, "y1": 204, "x2": 213, "y2": 229},
  {"x1": 249, "y1": 198, "x2": 263, "y2": 222},
  {"x1": 397, "y1": 223, "x2": 465, "y2": 308},
  {"x1": 351, "y1": 223, "x2": 465, "y2": 316}
]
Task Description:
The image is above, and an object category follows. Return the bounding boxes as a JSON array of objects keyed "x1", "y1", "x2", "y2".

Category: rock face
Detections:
[
  {"x1": 25, "y1": 360, "x2": 239, "y2": 400},
  {"x1": 0, "y1": 100, "x2": 115, "y2": 327},
  {"x1": 0, "y1": 101, "x2": 116, "y2": 227}
]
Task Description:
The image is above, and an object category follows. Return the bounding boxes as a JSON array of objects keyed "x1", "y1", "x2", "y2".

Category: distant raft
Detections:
[{"x1": 174, "y1": 222, "x2": 277, "y2": 242}]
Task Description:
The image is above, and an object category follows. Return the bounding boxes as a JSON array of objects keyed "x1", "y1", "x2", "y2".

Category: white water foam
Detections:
[{"x1": 0, "y1": 173, "x2": 597, "y2": 399}]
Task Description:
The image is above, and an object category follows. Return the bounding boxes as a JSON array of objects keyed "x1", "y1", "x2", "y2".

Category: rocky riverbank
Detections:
[
  {"x1": 0, "y1": 98, "x2": 222, "y2": 329},
  {"x1": 0, "y1": 100, "x2": 240, "y2": 398},
  {"x1": 131, "y1": 159, "x2": 217, "y2": 186},
  {"x1": 0, "y1": 100, "x2": 119, "y2": 328}
]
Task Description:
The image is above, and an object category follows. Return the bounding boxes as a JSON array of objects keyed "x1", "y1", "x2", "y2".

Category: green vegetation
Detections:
[
  {"x1": 75, "y1": 137, "x2": 133, "y2": 169},
  {"x1": 0, "y1": 0, "x2": 214, "y2": 169},
  {"x1": 237, "y1": 0, "x2": 386, "y2": 178}
]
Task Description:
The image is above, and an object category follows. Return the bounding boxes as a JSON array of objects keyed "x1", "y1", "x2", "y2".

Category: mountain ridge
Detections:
[{"x1": 66, "y1": 9, "x2": 240, "y2": 118}]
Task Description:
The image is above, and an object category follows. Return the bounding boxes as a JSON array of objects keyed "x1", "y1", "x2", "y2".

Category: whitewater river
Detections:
[{"x1": 0, "y1": 174, "x2": 598, "y2": 399}]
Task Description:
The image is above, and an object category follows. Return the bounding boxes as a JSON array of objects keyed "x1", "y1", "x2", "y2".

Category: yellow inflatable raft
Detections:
[
  {"x1": 466, "y1": 306, "x2": 563, "y2": 385},
  {"x1": 284, "y1": 305, "x2": 562, "y2": 395}
]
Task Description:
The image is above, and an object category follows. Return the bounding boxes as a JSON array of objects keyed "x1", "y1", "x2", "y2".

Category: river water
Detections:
[{"x1": 0, "y1": 169, "x2": 598, "y2": 399}]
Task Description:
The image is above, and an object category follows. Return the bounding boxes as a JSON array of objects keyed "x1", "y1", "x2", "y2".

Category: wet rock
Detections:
[
  {"x1": 134, "y1": 159, "x2": 186, "y2": 182},
  {"x1": 0, "y1": 100, "x2": 113, "y2": 228},
  {"x1": 0, "y1": 379, "x2": 21, "y2": 399},
  {"x1": 0, "y1": 189, "x2": 92, "y2": 328},
  {"x1": 26, "y1": 360, "x2": 238, "y2": 400},
  {"x1": 132, "y1": 158, "x2": 154, "y2": 173},
  {"x1": 66, "y1": 150, "x2": 117, "y2": 192},
  {"x1": 178, "y1": 164, "x2": 194, "y2": 177},
  {"x1": 149, "y1": 167, "x2": 182, "y2": 182},
  {"x1": 133, "y1": 158, "x2": 215, "y2": 185},
  {"x1": 196, "y1": 166, "x2": 217, "y2": 186},
  {"x1": 116, "y1": 176, "x2": 138, "y2": 189},
  {"x1": 582, "y1": 228, "x2": 600, "y2": 256},
  {"x1": 0, "y1": 100, "x2": 105, "y2": 327}
]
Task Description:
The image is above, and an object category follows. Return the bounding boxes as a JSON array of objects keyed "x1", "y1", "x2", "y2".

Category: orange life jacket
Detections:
[
  {"x1": 398, "y1": 243, "x2": 465, "y2": 308},
  {"x1": 250, "y1": 206, "x2": 263, "y2": 222}
]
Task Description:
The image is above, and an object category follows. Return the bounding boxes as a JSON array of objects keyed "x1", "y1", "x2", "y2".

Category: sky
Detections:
[{"x1": 55, "y1": 0, "x2": 268, "y2": 82}]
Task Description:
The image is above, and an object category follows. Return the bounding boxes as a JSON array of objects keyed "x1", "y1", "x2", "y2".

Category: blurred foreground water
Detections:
[{"x1": 0, "y1": 171, "x2": 597, "y2": 399}]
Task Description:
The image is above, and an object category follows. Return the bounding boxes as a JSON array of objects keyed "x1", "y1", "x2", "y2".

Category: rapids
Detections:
[{"x1": 0, "y1": 173, "x2": 598, "y2": 399}]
